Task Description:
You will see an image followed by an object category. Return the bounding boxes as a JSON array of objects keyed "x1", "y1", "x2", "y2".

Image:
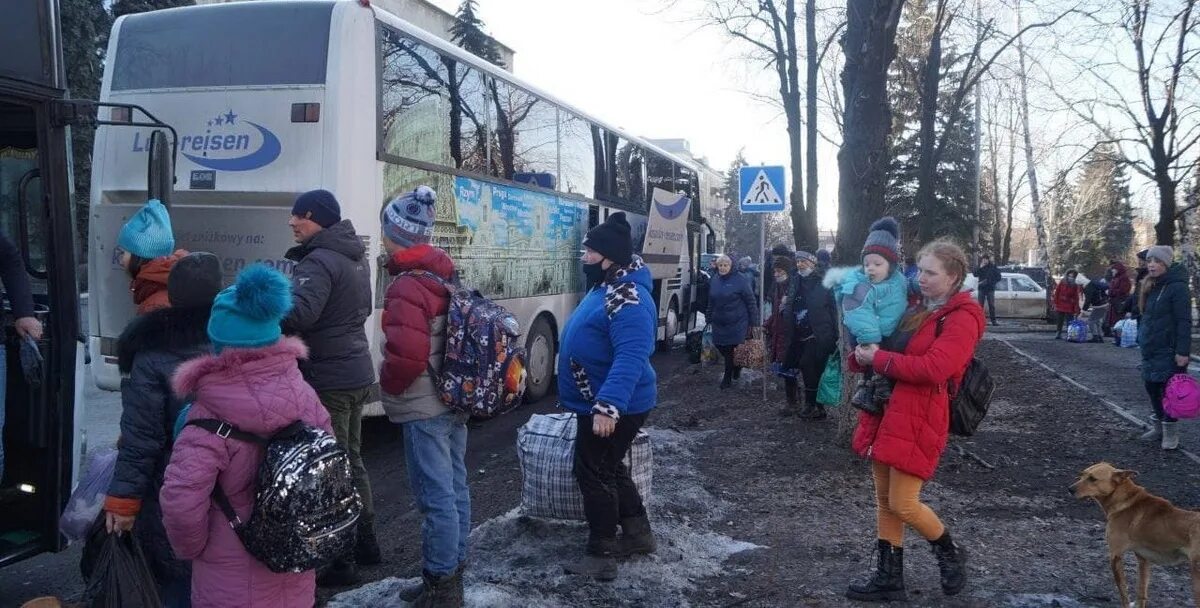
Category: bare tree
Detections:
[
  {"x1": 1015, "y1": 0, "x2": 1050, "y2": 265},
  {"x1": 698, "y1": 0, "x2": 818, "y2": 251},
  {"x1": 834, "y1": 0, "x2": 907, "y2": 264}
]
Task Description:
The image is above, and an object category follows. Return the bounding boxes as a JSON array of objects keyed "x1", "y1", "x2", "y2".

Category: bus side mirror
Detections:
[{"x1": 147, "y1": 129, "x2": 174, "y2": 209}]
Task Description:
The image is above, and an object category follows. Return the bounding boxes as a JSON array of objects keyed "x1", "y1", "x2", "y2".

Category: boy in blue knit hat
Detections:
[{"x1": 825, "y1": 217, "x2": 910, "y2": 413}]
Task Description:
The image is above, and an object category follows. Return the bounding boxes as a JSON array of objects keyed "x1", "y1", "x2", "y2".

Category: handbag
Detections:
[
  {"x1": 733, "y1": 333, "x2": 765, "y2": 369},
  {"x1": 936, "y1": 316, "x2": 995, "y2": 436},
  {"x1": 1165, "y1": 373, "x2": 1200, "y2": 419},
  {"x1": 816, "y1": 354, "x2": 842, "y2": 406}
]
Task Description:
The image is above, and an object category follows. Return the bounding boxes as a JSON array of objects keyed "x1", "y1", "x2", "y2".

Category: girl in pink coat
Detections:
[{"x1": 160, "y1": 265, "x2": 332, "y2": 608}]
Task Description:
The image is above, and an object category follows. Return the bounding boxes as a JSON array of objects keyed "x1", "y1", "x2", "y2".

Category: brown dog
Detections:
[{"x1": 1071, "y1": 462, "x2": 1200, "y2": 607}]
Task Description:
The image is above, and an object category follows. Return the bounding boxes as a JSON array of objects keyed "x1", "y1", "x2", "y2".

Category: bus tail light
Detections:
[{"x1": 291, "y1": 103, "x2": 321, "y2": 123}]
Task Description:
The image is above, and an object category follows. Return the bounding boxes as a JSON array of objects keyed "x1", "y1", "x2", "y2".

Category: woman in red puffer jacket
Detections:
[
  {"x1": 1052, "y1": 269, "x2": 1082, "y2": 339},
  {"x1": 845, "y1": 240, "x2": 984, "y2": 604}
]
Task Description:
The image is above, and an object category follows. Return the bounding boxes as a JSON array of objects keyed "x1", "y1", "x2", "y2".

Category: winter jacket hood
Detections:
[
  {"x1": 117, "y1": 305, "x2": 211, "y2": 374},
  {"x1": 379, "y1": 244, "x2": 455, "y2": 423},
  {"x1": 828, "y1": 267, "x2": 909, "y2": 344},
  {"x1": 282, "y1": 219, "x2": 375, "y2": 392},
  {"x1": 1137, "y1": 262, "x2": 1192, "y2": 382},
  {"x1": 131, "y1": 249, "x2": 188, "y2": 315},
  {"x1": 161, "y1": 336, "x2": 330, "y2": 608},
  {"x1": 558, "y1": 256, "x2": 657, "y2": 416},
  {"x1": 851, "y1": 291, "x2": 985, "y2": 480}
]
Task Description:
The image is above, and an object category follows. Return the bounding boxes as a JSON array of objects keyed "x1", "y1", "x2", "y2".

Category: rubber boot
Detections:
[
  {"x1": 616, "y1": 516, "x2": 657, "y2": 557},
  {"x1": 355, "y1": 513, "x2": 383, "y2": 566},
  {"x1": 1162, "y1": 421, "x2": 1180, "y2": 450},
  {"x1": 846, "y1": 539, "x2": 907, "y2": 602},
  {"x1": 564, "y1": 537, "x2": 619, "y2": 581},
  {"x1": 930, "y1": 532, "x2": 967, "y2": 596},
  {"x1": 1139, "y1": 416, "x2": 1163, "y2": 442},
  {"x1": 315, "y1": 558, "x2": 359, "y2": 588},
  {"x1": 411, "y1": 569, "x2": 464, "y2": 608}
]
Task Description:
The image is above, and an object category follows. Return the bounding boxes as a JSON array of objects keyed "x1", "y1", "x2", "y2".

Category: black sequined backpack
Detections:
[{"x1": 188, "y1": 419, "x2": 362, "y2": 573}]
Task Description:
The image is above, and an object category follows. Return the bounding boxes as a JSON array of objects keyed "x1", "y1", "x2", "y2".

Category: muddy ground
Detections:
[{"x1": 329, "y1": 336, "x2": 1200, "y2": 607}]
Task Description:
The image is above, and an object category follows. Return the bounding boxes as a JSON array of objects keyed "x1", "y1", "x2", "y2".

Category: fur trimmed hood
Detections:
[
  {"x1": 117, "y1": 305, "x2": 212, "y2": 374},
  {"x1": 172, "y1": 336, "x2": 308, "y2": 397}
]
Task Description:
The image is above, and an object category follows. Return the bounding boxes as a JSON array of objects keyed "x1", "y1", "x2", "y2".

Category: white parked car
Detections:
[{"x1": 993, "y1": 272, "x2": 1049, "y2": 318}]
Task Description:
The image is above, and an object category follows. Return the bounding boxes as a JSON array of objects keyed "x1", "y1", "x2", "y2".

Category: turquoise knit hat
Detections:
[
  {"x1": 118, "y1": 199, "x2": 175, "y2": 259},
  {"x1": 207, "y1": 265, "x2": 293, "y2": 351}
]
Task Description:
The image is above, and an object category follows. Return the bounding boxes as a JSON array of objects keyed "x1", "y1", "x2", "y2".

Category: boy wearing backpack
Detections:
[
  {"x1": 379, "y1": 186, "x2": 468, "y2": 608},
  {"x1": 160, "y1": 265, "x2": 334, "y2": 607}
]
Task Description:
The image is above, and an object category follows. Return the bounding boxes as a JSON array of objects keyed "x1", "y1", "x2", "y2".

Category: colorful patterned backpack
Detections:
[{"x1": 405, "y1": 271, "x2": 528, "y2": 419}]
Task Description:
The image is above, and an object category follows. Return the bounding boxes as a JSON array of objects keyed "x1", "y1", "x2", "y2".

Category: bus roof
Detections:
[
  {"x1": 110, "y1": 0, "x2": 702, "y2": 177},
  {"x1": 370, "y1": 3, "x2": 701, "y2": 174}
]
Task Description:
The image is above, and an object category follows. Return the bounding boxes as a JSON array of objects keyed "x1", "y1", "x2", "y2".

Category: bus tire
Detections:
[
  {"x1": 524, "y1": 316, "x2": 555, "y2": 403},
  {"x1": 658, "y1": 299, "x2": 679, "y2": 352}
]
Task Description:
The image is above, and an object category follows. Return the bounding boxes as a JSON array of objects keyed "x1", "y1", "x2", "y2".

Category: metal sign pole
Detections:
[{"x1": 761, "y1": 214, "x2": 767, "y2": 402}]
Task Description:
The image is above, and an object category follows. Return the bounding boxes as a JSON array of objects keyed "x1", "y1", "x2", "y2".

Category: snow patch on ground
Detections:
[{"x1": 329, "y1": 427, "x2": 761, "y2": 608}]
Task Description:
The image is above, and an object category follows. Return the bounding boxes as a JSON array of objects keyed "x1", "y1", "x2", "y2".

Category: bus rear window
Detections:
[{"x1": 111, "y1": 3, "x2": 333, "y2": 91}]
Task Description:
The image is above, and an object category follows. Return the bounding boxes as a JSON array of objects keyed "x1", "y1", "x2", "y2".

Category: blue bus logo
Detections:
[
  {"x1": 134, "y1": 109, "x2": 282, "y2": 172},
  {"x1": 653, "y1": 193, "x2": 690, "y2": 220}
]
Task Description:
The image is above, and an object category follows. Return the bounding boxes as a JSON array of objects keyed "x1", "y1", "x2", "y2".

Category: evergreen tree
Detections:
[
  {"x1": 111, "y1": 0, "x2": 194, "y2": 18},
  {"x1": 61, "y1": 0, "x2": 113, "y2": 264},
  {"x1": 885, "y1": 1, "x2": 979, "y2": 250},
  {"x1": 1070, "y1": 144, "x2": 1134, "y2": 274},
  {"x1": 449, "y1": 0, "x2": 505, "y2": 68},
  {"x1": 1046, "y1": 171, "x2": 1076, "y2": 272},
  {"x1": 720, "y1": 152, "x2": 760, "y2": 260}
]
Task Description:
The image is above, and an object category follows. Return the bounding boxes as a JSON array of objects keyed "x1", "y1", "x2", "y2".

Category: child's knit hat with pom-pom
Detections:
[
  {"x1": 862, "y1": 216, "x2": 902, "y2": 265},
  {"x1": 207, "y1": 264, "x2": 294, "y2": 351}
]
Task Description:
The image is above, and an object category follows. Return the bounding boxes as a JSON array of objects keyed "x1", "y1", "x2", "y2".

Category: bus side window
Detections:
[{"x1": 588, "y1": 205, "x2": 599, "y2": 230}]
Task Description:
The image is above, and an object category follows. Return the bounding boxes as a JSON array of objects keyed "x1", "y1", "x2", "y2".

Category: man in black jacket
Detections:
[
  {"x1": 791, "y1": 251, "x2": 838, "y2": 420},
  {"x1": 973, "y1": 255, "x2": 1002, "y2": 327},
  {"x1": 283, "y1": 189, "x2": 380, "y2": 583},
  {"x1": 0, "y1": 233, "x2": 42, "y2": 485}
]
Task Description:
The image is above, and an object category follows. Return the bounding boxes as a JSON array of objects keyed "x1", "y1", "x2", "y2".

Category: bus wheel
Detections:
[
  {"x1": 524, "y1": 317, "x2": 555, "y2": 403},
  {"x1": 658, "y1": 299, "x2": 679, "y2": 352}
]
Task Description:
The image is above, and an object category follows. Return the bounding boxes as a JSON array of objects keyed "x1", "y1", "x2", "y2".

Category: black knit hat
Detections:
[
  {"x1": 168, "y1": 252, "x2": 223, "y2": 308},
  {"x1": 772, "y1": 255, "x2": 793, "y2": 273},
  {"x1": 583, "y1": 212, "x2": 633, "y2": 266},
  {"x1": 291, "y1": 189, "x2": 342, "y2": 228}
]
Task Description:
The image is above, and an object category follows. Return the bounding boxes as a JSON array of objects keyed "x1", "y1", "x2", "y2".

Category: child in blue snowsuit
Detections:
[{"x1": 829, "y1": 217, "x2": 909, "y2": 412}]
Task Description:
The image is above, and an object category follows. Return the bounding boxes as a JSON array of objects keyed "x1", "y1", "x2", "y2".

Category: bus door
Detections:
[{"x1": 0, "y1": 96, "x2": 78, "y2": 567}]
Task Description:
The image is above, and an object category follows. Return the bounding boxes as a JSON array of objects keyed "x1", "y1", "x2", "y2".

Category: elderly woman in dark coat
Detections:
[
  {"x1": 1136, "y1": 245, "x2": 1192, "y2": 451},
  {"x1": 102, "y1": 253, "x2": 223, "y2": 607},
  {"x1": 707, "y1": 254, "x2": 759, "y2": 389}
]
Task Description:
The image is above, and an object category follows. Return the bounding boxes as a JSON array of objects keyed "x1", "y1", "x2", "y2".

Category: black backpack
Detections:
[
  {"x1": 187, "y1": 419, "x2": 362, "y2": 573},
  {"x1": 935, "y1": 315, "x2": 995, "y2": 436}
]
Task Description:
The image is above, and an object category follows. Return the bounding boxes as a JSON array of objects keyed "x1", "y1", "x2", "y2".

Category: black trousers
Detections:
[
  {"x1": 574, "y1": 411, "x2": 650, "y2": 541},
  {"x1": 977, "y1": 290, "x2": 996, "y2": 322},
  {"x1": 1146, "y1": 375, "x2": 1185, "y2": 423},
  {"x1": 784, "y1": 343, "x2": 829, "y2": 406},
  {"x1": 716, "y1": 344, "x2": 740, "y2": 380},
  {"x1": 1055, "y1": 312, "x2": 1076, "y2": 334}
]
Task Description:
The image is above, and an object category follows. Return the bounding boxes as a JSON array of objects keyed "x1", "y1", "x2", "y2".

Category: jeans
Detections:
[
  {"x1": 977, "y1": 289, "x2": 997, "y2": 322},
  {"x1": 318, "y1": 387, "x2": 374, "y2": 517},
  {"x1": 574, "y1": 411, "x2": 649, "y2": 542},
  {"x1": 872, "y1": 461, "x2": 945, "y2": 546},
  {"x1": 402, "y1": 413, "x2": 470, "y2": 576}
]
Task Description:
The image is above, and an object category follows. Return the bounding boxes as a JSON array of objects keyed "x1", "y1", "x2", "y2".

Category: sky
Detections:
[{"x1": 424, "y1": 0, "x2": 845, "y2": 229}]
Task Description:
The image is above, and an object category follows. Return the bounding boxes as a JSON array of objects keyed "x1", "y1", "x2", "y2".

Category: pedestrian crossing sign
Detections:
[{"x1": 738, "y1": 165, "x2": 786, "y2": 213}]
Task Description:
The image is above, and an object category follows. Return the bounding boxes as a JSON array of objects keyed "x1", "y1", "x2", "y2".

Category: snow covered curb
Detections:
[{"x1": 329, "y1": 428, "x2": 764, "y2": 608}]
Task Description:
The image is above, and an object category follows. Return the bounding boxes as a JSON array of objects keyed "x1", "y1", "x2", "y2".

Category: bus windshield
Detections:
[{"x1": 111, "y1": 2, "x2": 333, "y2": 91}]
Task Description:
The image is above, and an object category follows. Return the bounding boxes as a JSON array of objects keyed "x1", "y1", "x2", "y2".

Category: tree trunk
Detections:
[
  {"x1": 836, "y1": 0, "x2": 907, "y2": 264},
  {"x1": 971, "y1": 0, "x2": 984, "y2": 260},
  {"x1": 913, "y1": 16, "x2": 944, "y2": 246},
  {"x1": 1152, "y1": 128, "x2": 1177, "y2": 246},
  {"x1": 783, "y1": 0, "x2": 815, "y2": 252},
  {"x1": 805, "y1": 0, "x2": 820, "y2": 250},
  {"x1": 1014, "y1": 0, "x2": 1047, "y2": 267}
]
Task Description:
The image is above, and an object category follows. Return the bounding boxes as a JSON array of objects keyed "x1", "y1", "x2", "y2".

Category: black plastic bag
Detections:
[{"x1": 81, "y1": 514, "x2": 162, "y2": 608}]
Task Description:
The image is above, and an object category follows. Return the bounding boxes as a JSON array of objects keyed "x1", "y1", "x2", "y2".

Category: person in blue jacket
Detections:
[
  {"x1": 1136, "y1": 245, "x2": 1192, "y2": 450},
  {"x1": 559, "y1": 212, "x2": 658, "y2": 581},
  {"x1": 709, "y1": 254, "x2": 759, "y2": 389},
  {"x1": 827, "y1": 217, "x2": 909, "y2": 412}
]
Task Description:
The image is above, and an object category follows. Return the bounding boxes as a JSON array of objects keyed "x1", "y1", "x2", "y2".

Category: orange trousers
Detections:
[{"x1": 872, "y1": 461, "x2": 945, "y2": 546}]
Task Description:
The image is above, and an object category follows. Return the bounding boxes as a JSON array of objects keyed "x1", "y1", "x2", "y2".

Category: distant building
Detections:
[
  {"x1": 193, "y1": 0, "x2": 517, "y2": 70},
  {"x1": 646, "y1": 138, "x2": 727, "y2": 252}
]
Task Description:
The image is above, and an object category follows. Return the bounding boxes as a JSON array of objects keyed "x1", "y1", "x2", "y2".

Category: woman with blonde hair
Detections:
[
  {"x1": 706, "y1": 254, "x2": 758, "y2": 388},
  {"x1": 846, "y1": 239, "x2": 983, "y2": 602}
]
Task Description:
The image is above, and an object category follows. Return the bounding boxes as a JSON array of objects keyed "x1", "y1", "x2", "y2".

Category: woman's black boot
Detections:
[
  {"x1": 930, "y1": 532, "x2": 967, "y2": 595},
  {"x1": 846, "y1": 540, "x2": 907, "y2": 602}
]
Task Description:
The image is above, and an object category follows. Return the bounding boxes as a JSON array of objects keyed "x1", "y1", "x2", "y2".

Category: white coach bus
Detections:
[{"x1": 88, "y1": 0, "x2": 716, "y2": 407}]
